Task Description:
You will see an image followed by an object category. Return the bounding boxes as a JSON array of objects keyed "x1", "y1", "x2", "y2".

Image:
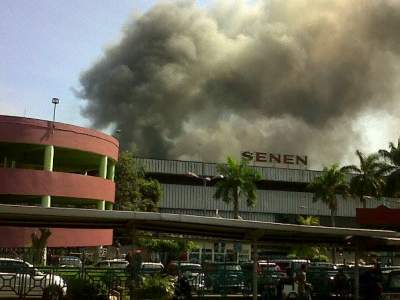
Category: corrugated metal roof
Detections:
[
  {"x1": 160, "y1": 184, "x2": 389, "y2": 218},
  {"x1": 136, "y1": 157, "x2": 321, "y2": 183}
]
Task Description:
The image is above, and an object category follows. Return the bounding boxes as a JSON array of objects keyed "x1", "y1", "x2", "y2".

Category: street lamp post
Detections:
[
  {"x1": 187, "y1": 169, "x2": 223, "y2": 217},
  {"x1": 187, "y1": 171, "x2": 210, "y2": 216},
  {"x1": 51, "y1": 98, "x2": 59, "y2": 129}
]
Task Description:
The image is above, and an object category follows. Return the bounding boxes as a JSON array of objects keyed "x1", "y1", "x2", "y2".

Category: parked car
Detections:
[
  {"x1": 94, "y1": 259, "x2": 129, "y2": 269},
  {"x1": 0, "y1": 258, "x2": 67, "y2": 300},
  {"x1": 204, "y1": 263, "x2": 245, "y2": 294},
  {"x1": 271, "y1": 259, "x2": 309, "y2": 278},
  {"x1": 307, "y1": 264, "x2": 338, "y2": 299},
  {"x1": 383, "y1": 269, "x2": 400, "y2": 300},
  {"x1": 57, "y1": 255, "x2": 82, "y2": 268},
  {"x1": 141, "y1": 262, "x2": 164, "y2": 276},
  {"x1": 167, "y1": 262, "x2": 205, "y2": 290},
  {"x1": 241, "y1": 261, "x2": 285, "y2": 296}
]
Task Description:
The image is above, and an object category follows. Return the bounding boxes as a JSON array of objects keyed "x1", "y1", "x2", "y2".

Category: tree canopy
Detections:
[
  {"x1": 297, "y1": 215, "x2": 320, "y2": 226},
  {"x1": 379, "y1": 139, "x2": 400, "y2": 197},
  {"x1": 214, "y1": 156, "x2": 261, "y2": 219},
  {"x1": 342, "y1": 150, "x2": 393, "y2": 208},
  {"x1": 308, "y1": 164, "x2": 349, "y2": 227},
  {"x1": 115, "y1": 151, "x2": 162, "y2": 212},
  {"x1": 290, "y1": 216, "x2": 328, "y2": 261}
]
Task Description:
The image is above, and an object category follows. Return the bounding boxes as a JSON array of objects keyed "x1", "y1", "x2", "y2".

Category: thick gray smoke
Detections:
[{"x1": 79, "y1": 0, "x2": 400, "y2": 168}]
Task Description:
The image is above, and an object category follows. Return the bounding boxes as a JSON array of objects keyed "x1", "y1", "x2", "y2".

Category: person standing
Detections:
[
  {"x1": 367, "y1": 261, "x2": 383, "y2": 300},
  {"x1": 295, "y1": 264, "x2": 311, "y2": 300}
]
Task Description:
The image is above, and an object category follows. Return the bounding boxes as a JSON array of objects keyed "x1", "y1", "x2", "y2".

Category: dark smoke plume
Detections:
[{"x1": 79, "y1": 0, "x2": 400, "y2": 167}]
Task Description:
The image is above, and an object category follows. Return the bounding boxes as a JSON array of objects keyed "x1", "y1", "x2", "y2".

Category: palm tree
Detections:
[
  {"x1": 379, "y1": 139, "x2": 400, "y2": 197},
  {"x1": 290, "y1": 216, "x2": 327, "y2": 260},
  {"x1": 308, "y1": 164, "x2": 349, "y2": 227},
  {"x1": 298, "y1": 215, "x2": 320, "y2": 226},
  {"x1": 342, "y1": 150, "x2": 393, "y2": 208},
  {"x1": 214, "y1": 156, "x2": 261, "y2": 219}
]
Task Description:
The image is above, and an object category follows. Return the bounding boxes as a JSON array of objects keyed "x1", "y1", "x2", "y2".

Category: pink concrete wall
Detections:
[
  {"x1": 0, "y1": 168, "x2": 115, "y2": 202},
  {"x1": 0, "y1": 115, "x2": 119, "y2": 160},
  {"x1": 0, "y1": 227, "x2": 113, "y2": 248}
]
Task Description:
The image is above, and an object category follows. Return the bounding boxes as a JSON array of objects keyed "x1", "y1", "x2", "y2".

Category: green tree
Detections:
[
  {"x1": 342, "y1": 150, "x2": 393, "y2": 208},
  {"x1": 214, "y1": 157, "x2": 261, "y2": 219},
  {"x1": 379, "y1": 139, "x2": 400, "y2": 197},
  {"x1": 290, "y1": 216, "x2": 327, "y2": 261},
  {"x1": 297, "y1": 215, "x2": 320, "y2": 226},
  {"x1": 115, "y1": 151, "x2": 162, "y2": 211},
  {"x1": 308, "y1": 164, "x2": 349, "y2": 227},
  {"x1": 138, "y1": 236, "x2": 198, "y2": 265}
]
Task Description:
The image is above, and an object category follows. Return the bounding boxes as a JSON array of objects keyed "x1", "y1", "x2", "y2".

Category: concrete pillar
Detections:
[
  {"x1": 252, "y1": 242, "x2": 258, "y2": 300},
  {"x1": 3, "y1": 157, "x2": 7, "y2": 168},
  {"x1": 42, "y1": 247, "x2": 47, "y2": 266},
  {"x1": 99, "y1": 156, "x2": 108, "y2": 179},
  {"x1": 43, "y1": 145, "x2": 54, "y2": 171},
  {"x1": 97, "y1": 156, "x2": 108, "y2": 211},
  {"x1": 97, "y1": 200, "x2": 105, "y2": 210},
  {"x1": 354, "y1": 246, "x2": 360, "y2": 300},
  {"x1": 41, "y1": 195, "x2": 51, "y2": 208},
  {"x1": 41, "y1": 145, "x2": 54, "y2": 208},
  {"x1": 11, "y1": 161, "x2": 16, "y2": 168},
  {"x1": 107, "y1": 160, "x2": 115, "y2": 181}
]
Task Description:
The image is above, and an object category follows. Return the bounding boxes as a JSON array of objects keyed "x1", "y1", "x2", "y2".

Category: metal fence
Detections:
[{"x1": 0, "y1": 266, "x2": 128, "y2": 299}]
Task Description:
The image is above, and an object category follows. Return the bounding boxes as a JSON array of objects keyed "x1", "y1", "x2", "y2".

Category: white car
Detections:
[
  {"x1": 141, "y1": 262, "x2": 164, "y2": 275},
  {"x1": 95, "y1": 259, "x2": 129, "y2": 268},
  {"x1": 0, "y1": 258, "x2": 67, "y2": 299}
]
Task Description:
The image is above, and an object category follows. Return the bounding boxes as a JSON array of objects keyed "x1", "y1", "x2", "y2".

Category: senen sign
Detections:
[{"x1": 241, "y1": 151, "x2": 308, "y2": 168}]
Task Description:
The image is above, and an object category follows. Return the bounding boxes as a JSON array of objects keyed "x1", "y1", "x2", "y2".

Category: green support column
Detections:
[
  {"x1": 106, "y1": 160, "x2": 115, "y2": 210},
  {"x1": 99, "y1": 156, "x2": 108, "y2": 179},
  {"x1": 107, "y1": 160, "x2": 115, "y2": 181},
  {"x1": 43, "y1": 145, "x2": 54, "y2": 171},
  {"x1": 98, "y1": 156, "x2": 108, "y2": 210},
  {"x1": 41, "y1": 195, "x2": 51, "y2": 208},
  {"x1": 97, "y1": 200, "x2": 105, "y2": 210},
  {"x1": 252, "y1": 242, "x2": 258, "y2": 300},
  {"x1": 41, "y1": 145, "x2": 54, "y2": 208}
]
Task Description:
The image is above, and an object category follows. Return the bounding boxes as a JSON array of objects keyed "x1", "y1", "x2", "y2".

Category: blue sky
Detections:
[{"x1": 0, "y1": 0, "x2": 166, "y2": 127}]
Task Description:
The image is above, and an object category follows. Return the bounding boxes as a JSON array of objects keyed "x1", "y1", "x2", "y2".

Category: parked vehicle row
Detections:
[
  {"x1": 0, "y1": 258, "x2": 66, "y2": 300},
  {"x1": 4, "y1": 255, "x2": 400, "y2": 299}
]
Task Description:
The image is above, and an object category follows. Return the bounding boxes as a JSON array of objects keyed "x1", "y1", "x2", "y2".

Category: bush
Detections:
[
  {"x1": 137, "y1": 274, "x2": 175, "y2": 300},
  {"x1": 65, "y1": 278, "x2": 107, "y2": 300}
]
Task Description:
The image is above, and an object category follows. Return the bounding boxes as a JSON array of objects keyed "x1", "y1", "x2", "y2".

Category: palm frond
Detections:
[{"x1": 341, "y1": 165, "x2": 360, "y2": 174}]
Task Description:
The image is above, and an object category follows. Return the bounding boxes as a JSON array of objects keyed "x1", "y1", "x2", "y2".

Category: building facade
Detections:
[
  {"x1": 0, "y1": 115, "x2": 119, "y2": 247},
  {"x1": 137, "y1": 157, "x2": 397, "y2": 227},
  {"x1": 136, "y1": 157, "x2": 400, "y2": 263}
]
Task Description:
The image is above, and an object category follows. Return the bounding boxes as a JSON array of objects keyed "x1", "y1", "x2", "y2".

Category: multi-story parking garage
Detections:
[{"x1": 0, "y1": 115, "x2": 119, "y2": 247}]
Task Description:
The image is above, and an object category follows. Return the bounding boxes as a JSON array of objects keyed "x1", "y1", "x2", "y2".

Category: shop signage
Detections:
[{"x1": 241, "y1": 151, "x2": 308, "y2": 168}]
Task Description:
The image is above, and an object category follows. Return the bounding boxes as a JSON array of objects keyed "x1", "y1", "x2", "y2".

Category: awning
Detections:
[
  {"x1": 1, "y1": 204, "x2": 400, "y2": 250},
  {"x1": 357, "y1": 205, "x2": 400, "y2": 227}
]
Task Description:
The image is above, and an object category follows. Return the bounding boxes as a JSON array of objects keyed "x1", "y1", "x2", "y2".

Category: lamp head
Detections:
[{"x1": 52, "y1": 98, "x2": 60, "y2": 104}]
